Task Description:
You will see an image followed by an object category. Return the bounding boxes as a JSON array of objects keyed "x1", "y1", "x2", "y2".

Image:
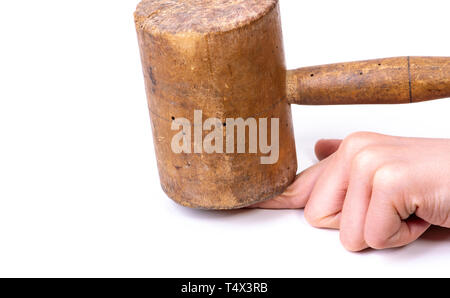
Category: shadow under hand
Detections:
[
  {"x1": 420, "y1": 226, "x2": 450, "y2": 243},
  {"x1": 368, "y1": 226, "x2": 450, "y2": 260}
]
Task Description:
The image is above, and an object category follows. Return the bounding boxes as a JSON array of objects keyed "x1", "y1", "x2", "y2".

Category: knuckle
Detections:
[
  {"x1": 344, "y1": 131, "x2": 378, "y2": 144},
  {"x1": 352, "y1": 147, "x2": 382, "y2": 171},
  {"x1": 373, "y1": 164, "x2": 405, "y2": 190},
  {"x1": 304, "y1": 212, "x2": 320, "y2": 228},
  {"x1": 339, "y1": 132, "x2": 379, "y2": 158},
  {"x1": 340, "y1": 232, "x2": 366, "y2": 252},
  {"x1": 364, "y1": 231, "x2": 389, "y2": 250},
  {"x1": 304, "y1": 204, "x2": 340, "y2": 229},
  {"x1": 304, "y1": 206, "x2": 323, "y2": 228}
]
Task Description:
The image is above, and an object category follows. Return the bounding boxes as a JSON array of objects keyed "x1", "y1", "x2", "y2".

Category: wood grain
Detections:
[{"x1": 287, "y1": 57, "x2": 450, "y2": 105}]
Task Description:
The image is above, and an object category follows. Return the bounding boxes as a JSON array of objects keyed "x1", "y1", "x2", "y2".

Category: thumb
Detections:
[
  {"x1": 315, "y1": 139, "x2": 342, "y2": 161},
  {"x1": 249, "y1": 156, "x2": 331, "y2": 209},
  {"x1": 248, "y1": 138, "x2": 341, "y2": 209}
]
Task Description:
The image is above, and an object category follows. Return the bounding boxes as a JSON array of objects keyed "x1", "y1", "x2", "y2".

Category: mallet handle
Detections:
[{"x1": 287, "y1": 56, "x2": 450, "y2": 105}]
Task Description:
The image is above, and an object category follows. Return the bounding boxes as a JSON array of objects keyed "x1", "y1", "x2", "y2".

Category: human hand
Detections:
[{"x1": 252, "y1": 132, "x2": 450, "y2": 251}]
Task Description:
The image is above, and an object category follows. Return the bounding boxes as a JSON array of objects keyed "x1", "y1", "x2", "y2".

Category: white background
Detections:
[{"x1": 0, "y1": 0, "x2": 449, "y2": 277}]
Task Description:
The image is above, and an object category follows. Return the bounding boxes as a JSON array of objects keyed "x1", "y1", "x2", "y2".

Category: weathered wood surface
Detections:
[
  {"x1": 287, "y1": 57, "x2": 450, "y2": 105},
  {"x1": 135, "y1": 0, "x2": 297, "y2": 209}
]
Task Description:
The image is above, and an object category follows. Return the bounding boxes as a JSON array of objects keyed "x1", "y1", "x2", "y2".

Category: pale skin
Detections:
[{"x1": 252, "y1": 132, "x2": 450, "y2": 251}]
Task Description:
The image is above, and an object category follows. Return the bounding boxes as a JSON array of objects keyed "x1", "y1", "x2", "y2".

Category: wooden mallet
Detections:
[{"x1": 134, "y1": 0, "x2": 450, "y2": 209}]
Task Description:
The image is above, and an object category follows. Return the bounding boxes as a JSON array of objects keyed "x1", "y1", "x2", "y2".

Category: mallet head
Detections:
[{"x1": 135, "y1": 0, "x2": 297, "y2": 209}]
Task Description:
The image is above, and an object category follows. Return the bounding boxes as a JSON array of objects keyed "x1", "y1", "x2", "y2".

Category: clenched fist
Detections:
[{"x1": 252, "y1": 132, "x2": 450, "y2": 251}]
